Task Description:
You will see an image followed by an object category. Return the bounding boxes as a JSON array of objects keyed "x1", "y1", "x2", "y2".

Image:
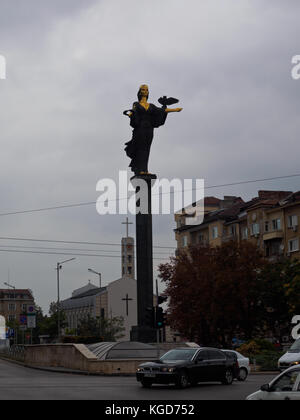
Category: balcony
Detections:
[{"x1": 263, "y1": 231, "x2": 284, "y2": 242}]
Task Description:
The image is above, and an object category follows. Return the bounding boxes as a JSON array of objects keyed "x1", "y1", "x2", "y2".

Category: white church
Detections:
[{"x1": 61, "y1": 221, "x2": 137, "y2": 341}]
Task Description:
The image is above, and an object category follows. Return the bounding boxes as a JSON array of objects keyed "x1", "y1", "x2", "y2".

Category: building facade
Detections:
[
  {"x1": 121, "y1": 237, "x2": 135, "y2": 279},
  {"x1": 0, "y1": 289, "x2": 35, "y2": 324},
  {"x1": 175, "y1": 190, "x2": 300, "y2": 260},
  {"x1": 61, "y1": 282, "x2": 108, "y2": 332},
  {"x1": 61, "y1": 230, "x2": 138, "y2": 341}
]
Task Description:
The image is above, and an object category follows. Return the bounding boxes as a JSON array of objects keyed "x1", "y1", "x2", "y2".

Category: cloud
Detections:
[{"x1": 0, "y1": 0, "x2": 299, "y2": 311}]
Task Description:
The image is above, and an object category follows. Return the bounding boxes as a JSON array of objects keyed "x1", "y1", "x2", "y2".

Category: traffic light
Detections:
[
  {"x1": 155, "y1": 307, "x2": 164, "y2": 329},
  {"x1": 145, "y1": 306, "x2": 155, "y2": 328}
]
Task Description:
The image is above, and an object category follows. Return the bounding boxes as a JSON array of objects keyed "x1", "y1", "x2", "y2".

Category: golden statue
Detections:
[{"x1": 124, "y1": 85, "x2": 182, "y2": 175}]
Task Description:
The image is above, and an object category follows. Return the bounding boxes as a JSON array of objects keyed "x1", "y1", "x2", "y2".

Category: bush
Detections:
[
  {"x1": 237, "y1": 339, "x2": 283, "y2": 371},
  {"x1": 251, "y1": 352, "x2": 283, "y2": 372},
  {"x1": 237, "y1": 341, "x2": 260, "y2": 357},
  {"x1": 237, "y1": 339, "x2": 276, "y2": 357}
]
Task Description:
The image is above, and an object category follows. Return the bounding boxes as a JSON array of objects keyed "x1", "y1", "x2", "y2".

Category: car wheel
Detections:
[
  {"x1": 176, "y1": 371, "x2": 189, "y2": 389},
  {"x1": 222, "y1": 369, "x2": 234, "y2": 385},
  {"x1": 141, "y1": 379, "x2": 152, "y2": 388},
  {"x1": 238, "y1": 368, "x2": 248, "y2": 382}
]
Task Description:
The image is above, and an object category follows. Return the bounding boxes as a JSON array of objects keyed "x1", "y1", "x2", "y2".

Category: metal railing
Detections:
[{"x1": 0, "y1": 345, "x2": 25, "y2": 362}]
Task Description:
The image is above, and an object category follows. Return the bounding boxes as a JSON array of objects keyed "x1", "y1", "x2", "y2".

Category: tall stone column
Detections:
[{"x1": 130, "y1": 173, "x2": 157, "y2": 343}]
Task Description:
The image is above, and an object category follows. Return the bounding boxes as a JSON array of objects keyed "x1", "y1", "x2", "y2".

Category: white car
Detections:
[
  {"x1": 247, "y1": 366, "x2": 300, "y2": 400},
  {"x1": 222, "y1": 350, "x2": 250, "y2": 381},
  {"x1": 278, "y1": 339, "x2": 300, "y2": 371}
]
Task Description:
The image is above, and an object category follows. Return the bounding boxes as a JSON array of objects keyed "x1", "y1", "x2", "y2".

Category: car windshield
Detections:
[
  {"x1": 160, "y1": 349, "x2": 197, "y2": 362},
  {"x1": 289, "y1": 339, "x2": 300, "y2": 353}
]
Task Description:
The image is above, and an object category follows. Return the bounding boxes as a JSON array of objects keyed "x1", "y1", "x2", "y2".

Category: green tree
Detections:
[
  {"x1": 36, "y1": 302, "x2": 67, "y2": 339},
  {"x1": 77, "y1": 314, "x2": 125, "y2": 341},
  {"x1": 260, "y1": 258, "x2": 300, "y2": 339}
]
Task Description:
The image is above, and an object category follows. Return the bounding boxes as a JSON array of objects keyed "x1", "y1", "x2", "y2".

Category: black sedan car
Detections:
[{"x1": 136, "y1": 347, "x2": 238, "y2": 388}]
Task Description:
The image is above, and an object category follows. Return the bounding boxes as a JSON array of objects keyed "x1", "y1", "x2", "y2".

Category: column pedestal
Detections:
[{"x1": 130, "y1": 174, "x2": 157, "y2": 343}]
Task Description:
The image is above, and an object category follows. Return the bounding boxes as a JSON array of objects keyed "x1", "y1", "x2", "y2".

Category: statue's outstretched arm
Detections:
[{"x1": 165, "y1": 107, "x2": 183, "y2": 113}]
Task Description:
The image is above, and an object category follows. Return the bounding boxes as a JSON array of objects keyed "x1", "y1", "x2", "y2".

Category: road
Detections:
[{"x1": 0, "y1": 358, "x2": 275, "y2": 400}]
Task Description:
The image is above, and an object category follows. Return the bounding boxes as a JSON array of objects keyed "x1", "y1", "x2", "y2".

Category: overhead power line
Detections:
[
  {"x1": 0, "y1": 243, "x2": 174, "y2": 256},
  {"x1": 0, "y1": 236, "x2": 176, "y2": 250},
  {"x1": 0, "y1": 173, "x2": 299, "y2": 217},
  {"x1": 0, "y1": 248, "x2": 171, "y2": 261}
]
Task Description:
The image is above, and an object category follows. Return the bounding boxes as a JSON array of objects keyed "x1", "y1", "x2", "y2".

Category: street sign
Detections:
[
  {"x1": 27, "y1": 306, "x2": 35, "y2": 314},
  {"x1": 20, "y1": 315, "x2": 27, "y2": 326},
  {"x1": 27, "y1": 315, "x2": 36, "y2": 329},
  {"x1": 6, "y1": 328, "x2": 14, "y2": 338}
]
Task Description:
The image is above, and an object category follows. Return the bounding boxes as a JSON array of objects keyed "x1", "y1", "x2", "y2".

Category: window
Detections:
[
  {"x1": 8, "y1": 315, "x2": 16, "y2": 322},
  {"x1": 272, "y1": 219, "x2": 281, "y2": 231},
  {"x1": 212, "y1": 226, "x2": 218, "y2": 240},
  {"x1": 251, "y1": 223, "x2": 260, "y2": 235},
  {"x1": 197, "y1": 350, "x2": 209, "y2": 361},
  {"x1": 178, "y1": 217, "x2": 185, "y2": 228},
  {"x1": 22, "y1": 304, "x2": 27, "y2": 312},
  {"x1": 265, "y1": 221, "x2": 269, "y2": 232},
  {"x1": 241, "y1": 227, "x2": 248, "y2": 240},
  {"x1": 271, "y1": 370, "x2": 300, "y2": 392},
  {"x1": 161, "y1": 349, "x2": 197, "y2": 361},
  {"x1": 8, "y1": 303, "x2": 16, "y2": 312},
  {"x1": 182, "y1": 236, "x2": 188, "y2": 247},
  {"x1": 229, "y1": 225, "x2": 236, "y2": 237},
  {"x1": 207, "y1": 350, "x2": 226, "y2": 360},
  {"x1": 289, "y1": 239, "x2": 299, "y2": 253},
  {"x1": 288, "y1": 215, "x2": 298, "y2": 228}
]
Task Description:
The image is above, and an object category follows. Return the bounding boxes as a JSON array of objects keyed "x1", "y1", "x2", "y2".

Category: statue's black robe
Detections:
[{"x1": 125, "y1": 102, "x2": 167, "y2": 174}]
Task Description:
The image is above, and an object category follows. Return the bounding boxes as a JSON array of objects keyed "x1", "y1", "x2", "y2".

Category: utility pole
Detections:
[
  {"x1": 56, "y1": 258, "x2": 76, "y2": 343},
  {"x1": 4, "y1": 281, "x2": 17, "y2": 346},
  {"x1": 156, "y1": 279, "x2": 160, "y2": 359},
  {"x1": 88, "y1": 268, "x2": 103, "y2": 339}
]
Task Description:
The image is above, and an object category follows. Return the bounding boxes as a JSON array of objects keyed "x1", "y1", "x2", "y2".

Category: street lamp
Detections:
[
  {"x1": 56, "y1": 258, "x2": 76, "y2": 342},
  {"x1": 88, "y1": 269, "x2": 103, "y2": 340},
  {"x1": 88, "y1": 269, "x2": 102, "y2": 289},
  {"x1": 4, "y1": 282, "x2": 17, "y2": 345}
]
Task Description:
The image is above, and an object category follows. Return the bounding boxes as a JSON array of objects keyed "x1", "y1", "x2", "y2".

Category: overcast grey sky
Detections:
[{"x1": 0, "y1": 0, "x2": 300, "y2": 312}]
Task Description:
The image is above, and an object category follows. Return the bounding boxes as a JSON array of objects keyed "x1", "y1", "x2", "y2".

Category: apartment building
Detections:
[
  {"x1": 175, "y1": 190, "x2": 300, "y2": 260},
  {"x1": 0, "y1": 289, "x2": 35, "y2": 324}
]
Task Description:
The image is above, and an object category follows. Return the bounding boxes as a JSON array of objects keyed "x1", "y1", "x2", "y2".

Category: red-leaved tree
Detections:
[{"x1": 159, "y1": 241, "x2": 266, "y2": 346}]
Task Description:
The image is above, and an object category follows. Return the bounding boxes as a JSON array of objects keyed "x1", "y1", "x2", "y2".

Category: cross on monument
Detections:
[
  {"x1": 122, "y1": 217, "x2": 133, "y2": 238},
  {"x1": 122, "y1": 294, "x2": 133, "y2": 316}
]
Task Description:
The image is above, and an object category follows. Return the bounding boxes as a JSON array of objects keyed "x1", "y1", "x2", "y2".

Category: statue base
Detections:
[{"x1": 130, "y1": 173, "x2": 157, "y2": 343}]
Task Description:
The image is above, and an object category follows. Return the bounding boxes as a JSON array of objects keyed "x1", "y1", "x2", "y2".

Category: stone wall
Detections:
[{"x1": 23, "y1": 344, "x2": 152, "y2": 375}]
